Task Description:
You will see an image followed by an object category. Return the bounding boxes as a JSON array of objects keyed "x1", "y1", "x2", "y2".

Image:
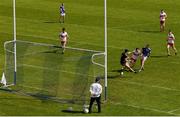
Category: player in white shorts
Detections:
[
  {"x1": 167, "y1": 30, "x2": 177, "y2": 56},
  {"x1": 160, "y1": 9, "x2": 167, "y2": 32},
  {"x1": 130, "y1": 48, "x2": 141, "y2": 67},
  {"x1": 59, "y1": 27, "x2": 68, "y2": 54},
  {"x1": 59, "y1": 3, "x2": 65, "y2": 23}
]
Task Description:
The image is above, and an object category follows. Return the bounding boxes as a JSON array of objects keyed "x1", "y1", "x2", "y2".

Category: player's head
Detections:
[
  {"x1": 124, "y1": 49, "x2": 129, "y2": 53},
  {"x1": 62, "y1": 27, "x2": 65, "y2": 32},
  {"x1": 62, "y1": 3, "x2": 64, "y2": 6},
  {"x1": 95, "y1": 77, "x2": 101, "y2": 83},
  {"x1": 161, "y1": 9, "x2": 164, "y2": 12},
  {"x1": 135, "y1": 48, "x2": 139, "y2": 51}
]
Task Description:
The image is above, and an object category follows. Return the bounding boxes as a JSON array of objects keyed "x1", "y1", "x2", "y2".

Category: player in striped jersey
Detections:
[
  {"x1": 59, "y1": 27, "x2": 69, "y2": 54},
  {"x1": 167, "y1": 30, "x2": 177, "y2": 56},
  {"x1": 130, "y1": 48, "x2": 141, "y2": 67},
  {"x1": 59, "y1": 3, "x2": 65, "y2": 23},
  {"x1": 160, "y1": 9, "x2": 167, "y2": 32}
]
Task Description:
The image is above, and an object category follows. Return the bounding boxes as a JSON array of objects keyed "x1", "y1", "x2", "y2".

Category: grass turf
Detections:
[{"x1": 0, "y1": 0, "x2": 180, "y2": 115}]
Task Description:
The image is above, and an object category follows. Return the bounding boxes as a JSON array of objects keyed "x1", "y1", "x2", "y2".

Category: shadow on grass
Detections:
[
  {"x1": 26, "y1": 93, "x2": 78, "y2": 104},
  {"x1": 150, "y1": 55, "x2": 168, "y2": 58},
  {"x1": 61, "y1": 110, "x2": 84, "y2": 113},
  {"x1": 0, "y1": 87, "x2": 13, "y2": 92},
  {"x1": 42, "y1": 49, "x2": 60, "y2": 53}
]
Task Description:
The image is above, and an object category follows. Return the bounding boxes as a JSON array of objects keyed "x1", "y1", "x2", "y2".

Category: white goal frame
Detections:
[{"x1": 12, "y1": 0, "x2": 108, "y2": 100}]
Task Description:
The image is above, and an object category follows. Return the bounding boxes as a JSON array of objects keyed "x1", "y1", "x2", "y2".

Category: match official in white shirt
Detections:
[{"x1": 88, "y1": 77, "x2": 102, "y2": 113}]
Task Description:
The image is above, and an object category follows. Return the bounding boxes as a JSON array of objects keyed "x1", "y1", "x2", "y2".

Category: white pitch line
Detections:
[
  {"x1": 1, "y1": 31, "x2": 123, "y2": 50},
  {"x1": 111, "y1": 102, "x2": 177, "y2": 115},
  {"x1": 168, "y1": 108, "x2": 180, "y2": 113},
  {"x1": 119, "y1": 80, "x2": 180, "y2": 92}
]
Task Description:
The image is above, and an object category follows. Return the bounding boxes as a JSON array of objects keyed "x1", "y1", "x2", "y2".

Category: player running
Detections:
[
  {"x1": 160, "y1": 9, "x2": 167, "y2": 32},
  {"x1": 120, "y1": 49, "x2": 136, "y2": 73},
  {"x1": 59, "y1": 3, "x2": 65, "y2": 23},
  {"x1": 167, "y1": 30, "x2": 177, "y2": 56},
  {"x1": 59, "y1": 27, "x2": 69, "y2": 54},
  {"x1": 130, "y1": 48, "x2": 141, "y2": 67},
  {"x1": 139, "y1": 44, "x2": 151, "y2": 72}
]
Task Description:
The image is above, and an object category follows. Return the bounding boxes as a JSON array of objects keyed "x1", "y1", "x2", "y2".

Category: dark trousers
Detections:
[{"x1": 89, "y1": 96, "x2": 101, "y2": 113}]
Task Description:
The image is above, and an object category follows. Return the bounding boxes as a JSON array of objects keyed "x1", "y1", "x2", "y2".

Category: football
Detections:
[
  {"x1": 83, "y1": 108, "x2": 89, "y2": 113},
  {"x1": 121, "y1": 72, "x2": 124, "y2": 75}
]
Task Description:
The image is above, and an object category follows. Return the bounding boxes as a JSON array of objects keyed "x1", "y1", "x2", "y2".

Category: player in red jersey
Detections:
[
  {"x1": 160, "y1": 9, "x2": 167, "y2": 32},
  {"x1": 59, "y1": 27, "x2": 69, "y2": 54},
  {"x1": 167, "y1": 30, "x2": 177, "y2": 56},
  {"x1": 130, "y1": 48, "x2": 141, "y2": 67}
]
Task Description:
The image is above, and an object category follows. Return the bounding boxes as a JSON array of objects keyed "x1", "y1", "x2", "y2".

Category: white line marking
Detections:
[
  {"x1": 111, "y1": 102, "x2": 178, "y2": 115},
  {"x1": 168, "y1": 108, "x2": 180, "y2": 113},
  {"x1": 1, "y1": 31, "x2": 123, "y2": 50},
  {"x1": 119, "y1": 80, "x2": 180, "y2": 92}
]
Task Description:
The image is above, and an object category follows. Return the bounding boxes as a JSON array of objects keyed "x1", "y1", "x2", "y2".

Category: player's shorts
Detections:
[
  {"x1": 160, "y1": 20, "x2": 165, "y2": 25},
  {"x1": 141, "y1": 56, "x2": 148, "y2": 62},
  {"x1": 167, "y1": 43, "x2": 174, "y2": 48},
  {"x1": 61, "y1": 13, "x2": 66, "y2": 16},
  {"x1": 61, "y1": 38, "x2": 67, "y2": 43},
  {"x1": 130, "y1": 58, "x2": 137, "y2": 64},
  {"x1": 120, "y1": 61, "x2": 126, "y2": 66}
]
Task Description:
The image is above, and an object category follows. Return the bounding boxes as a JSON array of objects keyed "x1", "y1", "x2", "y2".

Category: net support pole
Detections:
[
  {"x1": 104, "y1": 0, "x2": 108, "y2": 101},
  {"x1": 13, "y1": 0, "x2": 17, "y2": 85}
]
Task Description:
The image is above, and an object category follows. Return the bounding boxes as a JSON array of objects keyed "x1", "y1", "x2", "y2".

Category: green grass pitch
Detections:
[{"x1": 0, "y1": 0, "x2": 180, "y2": 115}]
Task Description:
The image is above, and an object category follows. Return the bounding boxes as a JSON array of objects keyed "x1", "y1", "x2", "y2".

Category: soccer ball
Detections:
[
  {"x1": 67, "y1": 107, "x2": 73, "y2": 112},
  {"x1": 121, "y1": 72, "x2": 124, "y2": 75},
  {"x1": 83, "y1": 108, "x2": 89, "y2": 113}
]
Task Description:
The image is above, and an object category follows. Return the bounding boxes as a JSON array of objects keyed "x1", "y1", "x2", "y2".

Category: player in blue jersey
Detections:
[
  {"x1": 59, "y1": 3, "x2": 65, "y2": 23},
  {"x1": 139, "y1": 44, "x2": 151, "y2": 72}
]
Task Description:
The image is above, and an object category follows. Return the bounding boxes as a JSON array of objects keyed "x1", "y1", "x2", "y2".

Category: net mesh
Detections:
[{"x1": 4, "y1": 40, "x2": 105, "y2": 105}]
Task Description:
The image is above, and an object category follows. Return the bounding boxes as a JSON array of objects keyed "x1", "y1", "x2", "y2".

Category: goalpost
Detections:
[{"x1": 9, "y1": 0, "x2": 108, "y2": 101}]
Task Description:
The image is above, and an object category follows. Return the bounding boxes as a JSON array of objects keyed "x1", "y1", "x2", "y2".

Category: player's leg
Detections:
[
  {"x1": 59, "y1": 14, "x2": 62, "y2": 23},
  {"x1": 172, "y1": 45, "x2": 177, "y2": 55},
  {"x1": 139, "y1": 56, "x2": 146, "y2": 72},
  {"x1": 61, "y1": 41, "x2": 66, "y2": 54},
  {"x1": 125, "y1": 62, "x2": 135, "y2": 73},
  {"x1": 95, "y1": 96, "x2": 101, "y2": 113},
  {"x1": 89, "y1": 97, "x2": 95, "y2": 113},
  {"x1": 162, "y1": 22, "x2": 165, "y2": 32},
  {"x1": 62, "y1": 15, "x2": 65, "y2": 23},
  {"x1": 160, "y1": 21, "x2": 163, "y2": 32},
  {"x1": 167, "y1": 44, "x2": 171, "y2": 56}
]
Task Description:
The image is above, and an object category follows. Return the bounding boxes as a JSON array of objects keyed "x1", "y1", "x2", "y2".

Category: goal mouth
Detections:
[{"x1": 4, "y1": 40, "x2": 105, "y2": 105}]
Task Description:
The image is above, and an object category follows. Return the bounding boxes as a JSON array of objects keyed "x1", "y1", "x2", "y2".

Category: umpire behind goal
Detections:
[{"x1": 88, "y1": 77, "x2": 102, "y2": 113}]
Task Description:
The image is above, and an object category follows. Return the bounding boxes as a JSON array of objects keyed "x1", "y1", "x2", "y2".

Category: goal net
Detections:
[{"x1": 4, "y1": 40, "x2": 105, "y2": 105}]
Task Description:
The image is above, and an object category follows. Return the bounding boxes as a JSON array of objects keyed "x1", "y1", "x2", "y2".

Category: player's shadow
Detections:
[
  {"x1": 150, "y1": 55, "x2": 168, "y2": 58},
  {"x1": 137, "y1": 30, "x2": 160, "y2": 33},
  {"x1": 27, "y1": 92, "x2": 77, "y2": 104},
  {"x1": 106, "y1": 69, "x2": 122, "y2": 79},
  {"x1": 42, "y1": 49, "x2": 61, "y2": 54},
  {"x1": 61, "y1": 110, "x2": 84, "y2": 113}
]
